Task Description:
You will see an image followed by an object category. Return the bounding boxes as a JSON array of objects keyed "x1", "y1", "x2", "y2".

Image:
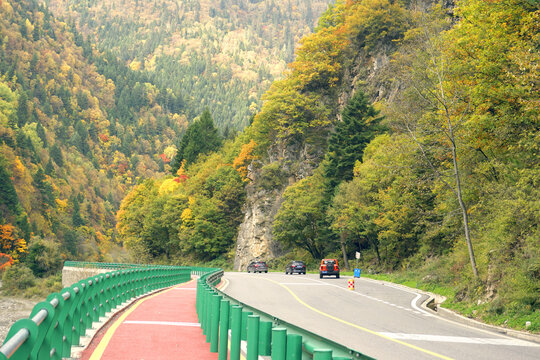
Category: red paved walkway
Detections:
[{"x1": 81, "y1": 280, "x2": 218, "y2": 360}]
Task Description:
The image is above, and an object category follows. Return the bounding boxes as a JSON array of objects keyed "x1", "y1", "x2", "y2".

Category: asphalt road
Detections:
[{"x1": 219, "y1": 272, "x2": 540, "y2": 360}]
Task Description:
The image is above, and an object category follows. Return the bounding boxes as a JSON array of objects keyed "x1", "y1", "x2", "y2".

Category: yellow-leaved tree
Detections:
[
  {"x1": 0, "y1": 224, "x2": 28, "y2": 262},
  {"x1": 232, "y1": 139, "x2": 258, "y2": 182}
]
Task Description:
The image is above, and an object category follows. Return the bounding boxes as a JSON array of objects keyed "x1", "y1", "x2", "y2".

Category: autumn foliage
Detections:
[
  {"x1": 0, "y1": 224, "x2": 28, "y2": 262},
  {"x1": 0, "y1": 252, "x2": 15, "y2": 272},
  {"x1": 233, "y1": 140, "x2": 258, "y2": 182}
]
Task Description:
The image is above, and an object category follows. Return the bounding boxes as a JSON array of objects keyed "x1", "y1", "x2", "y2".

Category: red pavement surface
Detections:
[{"x1": 80, "y1": 280, "x2": 219, "y2": 360}]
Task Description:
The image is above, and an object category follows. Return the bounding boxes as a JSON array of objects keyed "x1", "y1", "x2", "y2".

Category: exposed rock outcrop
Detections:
[{"x1": 234, "y1": 139, "x2": 327, "y2": 270}]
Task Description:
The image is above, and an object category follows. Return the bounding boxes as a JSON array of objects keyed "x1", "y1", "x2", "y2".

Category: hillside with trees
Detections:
[
  {"x1": 41, "y1": 0, "x2": 332, "y2": 130},
  {"x1": 116, "y1": 0, "x2": 539, "y2": 332},
  {"x1": 0, "y1": 0, "x2": 189, "y2": 285}
]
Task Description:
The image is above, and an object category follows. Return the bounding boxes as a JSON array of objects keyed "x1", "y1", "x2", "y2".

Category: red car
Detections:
[{"x1": 319, "y1": 259, "x2": 340, "y2": 278}]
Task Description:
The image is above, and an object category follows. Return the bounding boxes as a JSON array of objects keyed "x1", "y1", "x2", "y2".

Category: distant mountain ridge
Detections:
[{"x1": 42, "y1": 0, "x2": 333, "y2": 130}]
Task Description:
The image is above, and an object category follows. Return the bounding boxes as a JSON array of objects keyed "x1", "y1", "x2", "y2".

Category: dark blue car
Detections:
[{"x1": 285, "y1": 260, "x2": 306, "y2": 275}]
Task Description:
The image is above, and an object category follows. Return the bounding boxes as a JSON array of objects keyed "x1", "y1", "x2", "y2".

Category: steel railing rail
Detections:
[
  {"x1": 63, "y1": 261, "x2": 188, "y2": 270},
  {"x1": 0, "y1": 262, "x2": 194, "y2": 360},
  {"x1": 196, "y1": 270, "x2": 375, "y2": 360}
]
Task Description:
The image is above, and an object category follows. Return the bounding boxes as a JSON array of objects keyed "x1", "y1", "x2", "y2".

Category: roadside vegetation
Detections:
[
  {"x1": 114, "y1": 0, "x2": 538, "y2": 333},
  {"x1": 0, "y1": 0, "x2": 537, "y2": 334}
]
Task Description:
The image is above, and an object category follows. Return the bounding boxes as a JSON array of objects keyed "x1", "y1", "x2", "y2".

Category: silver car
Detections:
[{"x1": 247, "y1": 261, "x2": 268, "y2": 273}]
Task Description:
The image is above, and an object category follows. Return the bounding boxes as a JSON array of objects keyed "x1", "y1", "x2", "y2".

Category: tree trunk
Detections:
[
  {"x1": 370, "y1": 237, "x2": 381, "y2": 265},
  {"x1": 340, "y1": 233, "x2": 350, "y2": 270},
  {"x1": 440, "y1": 67, "x2": 479, "y2": 278},
  {"x1": 449, "y1": 129, "x2": 479, "y2": 278}
]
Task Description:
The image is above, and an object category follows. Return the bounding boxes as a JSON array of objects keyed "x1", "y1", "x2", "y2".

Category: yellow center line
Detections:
[
  {"x1": 263, "y1": 277, "x2": 454, "y2": 360},
  {"x1": 89, "y1": 280, "x2": 195, "y2": 360}
]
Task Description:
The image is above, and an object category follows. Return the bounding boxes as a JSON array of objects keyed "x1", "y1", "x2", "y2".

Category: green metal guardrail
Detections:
[
  {"x1": 0, "y1": 262, "x2": 192, "y2": 360},
  {"x1": 63, "y1": 261, "x2": 153, "y2": 270},
  {"x1": 197, "y1": 270, "x2": 375, "y2": 360},
  {"x1": 63, "y1": 261, "x2": 214, "y2": 276}
]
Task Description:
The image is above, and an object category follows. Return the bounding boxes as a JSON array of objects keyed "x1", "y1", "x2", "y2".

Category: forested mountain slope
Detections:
[
  {"x1": 116, "y1": 0, "x2": 539, "y2": 331},
  {"x1": 0, "y1": 0, "x2": 187, "y2": 267},
  {"x1": 42, "y1": 0, "x2": 332, "y2": 130}
]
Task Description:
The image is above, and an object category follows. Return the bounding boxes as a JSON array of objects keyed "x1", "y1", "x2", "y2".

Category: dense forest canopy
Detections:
[{"x1": 41, "y1": 0, "x2": 332, "y2": 130}]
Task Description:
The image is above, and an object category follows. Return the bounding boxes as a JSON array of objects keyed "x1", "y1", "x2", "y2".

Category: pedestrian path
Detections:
[{"x1": 79, "y1": 279, "x2": 218, "y2": 360}]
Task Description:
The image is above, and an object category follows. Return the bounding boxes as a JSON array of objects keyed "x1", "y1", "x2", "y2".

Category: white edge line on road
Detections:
[
  {"x1": 306, "y1": 276, "x2": 434, "y2": 316},
  {"x1": 377, "y1": 333, "x2": 540, "y2": 347},
  {"x1": 410, "y1": 293, "x2": 431, "y2": 316}
]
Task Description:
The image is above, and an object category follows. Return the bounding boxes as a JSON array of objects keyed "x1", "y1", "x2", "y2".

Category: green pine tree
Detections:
[
  {"x1": 17, "y1": 91, "x2": 29, "y2": 128},
  {"x1": 0, "y1": 160, "x2": 20, "y2": 215},
  {"x1": 72, "y1": 196, "x2": 84, "y2": 227},
  {"x1": 50, "y1": 144, "x2": 64, "y2": 167},
  {"x1": 171, "y1": 108, "x2": 222, "y2": 174},
  {"x1": 325, "y1": 90, "x2": 382, "y2": 187}
]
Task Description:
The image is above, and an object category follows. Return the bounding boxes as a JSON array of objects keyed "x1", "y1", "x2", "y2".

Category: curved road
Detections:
[{"x1": 220, "y1": 272, "x2": 540, "y2": 360}]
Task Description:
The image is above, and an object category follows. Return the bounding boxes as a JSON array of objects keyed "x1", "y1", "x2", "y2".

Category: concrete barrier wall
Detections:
[{"x1": 62, "y1": 266, "x2": 111, "y2": 288}]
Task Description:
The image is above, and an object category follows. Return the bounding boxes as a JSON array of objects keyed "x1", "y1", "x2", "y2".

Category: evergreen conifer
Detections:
[
  {"x1": 171, "y1": 109, "x2": 222, "y2": 174},
  {"x1": 325, "y1": 90, "x2": 381, "y2": 187}
]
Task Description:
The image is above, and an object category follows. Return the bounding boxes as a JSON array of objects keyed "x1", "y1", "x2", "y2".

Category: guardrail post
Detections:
[
  {"x1": 230, "y1": 305, "x2": 242, "y2": 360},
  {"x1": 102, "y1": 274, "x2": 112, "y2": 314},
  {"x1": 313, "y1": 349, "x2": 333, "y2": 360},
  {"x1": 196, "y1": 280, "x2": 202, "y2": 319},
  {"x1": 286, "y1": 334, "x2": 302, "y2": 360},
  {"x1": 1, "y1": 318, "x2": 38, "y2": 359},
  {"x1": 205, "y1": 288, "x2": 213, "y2": 340},
  {"x1": 69, "y1": 282, "x2": 86, "y2": 345},
  {"x1": 134, "y1": 269, "x2": 141, "y2": 294},
  {"x1": 90, "y1": 276, "x2": 102, "y2": 320},
  {"x1": 218, "y1": 299, "x2": 230, "y2": 360},
  {"x1": 259, "y1": 320, "x2": 272, "y2": 356},
  {"x1": 198, "y1": 283, "x2": 205, "y2": 329},
  {"x1": 107, "y1": 273, "x2": 117, "y2": 310},
  {"x1": 95, "y1": 275, "x2": 106, "y2": 318},
  {"x1": 118, "y1": 271, "x2": 127, "y2": 304},
  {"x1": 126, "y1": 270, "x2": 134, "y2": 300},
  {"x1": 61, "y1": 287, "x2": 77, "y2": 355},
  {"x1": 247, "y1": 315, "x2": 260, "y2": 360},
  {"x1": 271, "y1": 328, "x2": 287, "y2": 360},
  {"x1": 39, "y1": 292, "x2": 65, "y2": 359},
  {"x1": 210, "y1": 294, "x2": 222, "y2": 352},
  {"x1": 241, "y1": 310, "x2": 253, "y2": 341},
  {"x1": 228, "y1": 302, "x2": 234, "y2": 330},
  {"x1": 29, "y1": 301, "x2": 56, "y2": 360},
  {"x1": 82, "y1": 280, "x2": 94, "y2": 331}
]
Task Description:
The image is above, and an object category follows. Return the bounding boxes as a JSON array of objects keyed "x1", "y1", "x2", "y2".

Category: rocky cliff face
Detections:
[
  {"x1": 233, "y1": 0, "x2": 451, "y2": 269},
  {"x1": 233, "y1": 139, "x2": 327, "y2": 270},
  {"x1": 233, "y1": 185, "x2": 284, "y2": 271}
]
